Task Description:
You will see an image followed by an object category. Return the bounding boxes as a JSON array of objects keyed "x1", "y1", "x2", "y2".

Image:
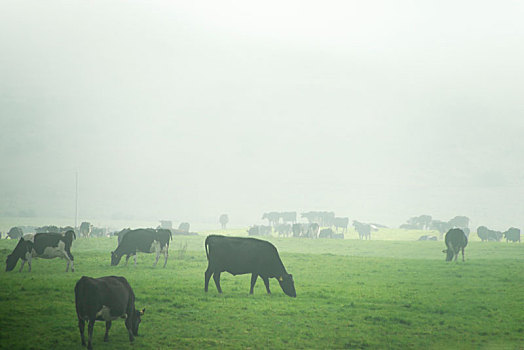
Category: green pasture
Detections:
[{"x1": 0, "y1": 232, "x2": 523, "y2": 349}]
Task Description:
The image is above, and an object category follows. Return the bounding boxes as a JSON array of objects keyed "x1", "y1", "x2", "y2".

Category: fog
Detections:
[{"x1": 1, "y1": 1, "x2": 523, "y2": 229}]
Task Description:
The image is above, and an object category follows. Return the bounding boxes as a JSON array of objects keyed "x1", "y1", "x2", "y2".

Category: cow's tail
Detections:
[{"x1": 204, "y1": 236, "x2": 210, "y2": 261}]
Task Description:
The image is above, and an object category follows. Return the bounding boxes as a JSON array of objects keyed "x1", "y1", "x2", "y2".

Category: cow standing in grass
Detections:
[
  {"x1": 5, "y1": 231, "x2": 76, "y2": 272},
  {"x1": 75, "y1": 276, "x2": 145, "y2": 350},
  {"x1": 503, "y1": 227, "x2": 520, "y2": 243},
  {"x1": 353, "y1": 221, "x2": 371, "y2": 240},
  {"x1": 204, "y1": 235, "x2": 296, "y2": 297},
  {"x1": 443, "y1": 228, "x2": 468, "y2": 262},
  {"x1": 111, "y1": 228, "x2": 172, "y2": 267}
]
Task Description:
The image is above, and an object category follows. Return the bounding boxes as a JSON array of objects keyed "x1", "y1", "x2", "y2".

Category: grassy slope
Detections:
[{"x1": 0, "y1": 235, "x2": 523, "y2": 349}]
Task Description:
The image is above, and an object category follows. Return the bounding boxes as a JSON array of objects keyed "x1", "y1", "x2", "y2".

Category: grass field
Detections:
[{"x1": 0, "y1": 231, "x2": 523, "y2": 349}]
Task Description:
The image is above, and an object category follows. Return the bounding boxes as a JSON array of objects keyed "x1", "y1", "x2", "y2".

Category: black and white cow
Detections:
[
  {"x1": 79, "y1": 222, "x2": 93, "y2": 238},
  {"x1": 204, "y1": 235, "x2": 296, "y2": 297},
  {"x1": 111, "y1": 229, "x2": 172, "y2": 267},
  {"x1": 305, "y1": 223, "x2": 320, "y2": 238},
  {"x1": 443, "y1": 228, "x2": 468, "y2": 262},
  {"x1": 5, "y1": 231, "x2": 76, "y2": 272},
  {"x1": 75, "y1": 276, "x2": 145, "y2": 350}
]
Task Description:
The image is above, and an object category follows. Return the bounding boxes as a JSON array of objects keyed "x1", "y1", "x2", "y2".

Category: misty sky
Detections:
[{"x1": 1, "y1": 1, "x2": 523, "y2": 229}]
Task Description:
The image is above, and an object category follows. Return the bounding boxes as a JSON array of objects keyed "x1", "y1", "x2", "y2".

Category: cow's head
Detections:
[
  {"x1": 442, "y1": 249, "x2": 454, "y2": 261},
  {"x1": 110, "y1": 251, "x2": 122, "y2": 266},
  {"x1": 277, "y1": 273, "x2": 296, "y2": 297},
  {"x1": 5, "y1": 253, "x2": 18, "y2": 272},
  {"x1": 131, "y1": 308, "x2": 146, "y2": 336}
]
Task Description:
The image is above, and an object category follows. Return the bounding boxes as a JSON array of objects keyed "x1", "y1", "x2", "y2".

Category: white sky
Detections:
[{"x1": 1, "y1": 1, "x2": 523, "y2": 229}]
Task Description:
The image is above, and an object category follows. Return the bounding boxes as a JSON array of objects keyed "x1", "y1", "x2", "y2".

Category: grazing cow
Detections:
[
  {"x1": 111, "y1": 229, "x2": 172, "y2": 267},
  {"x1": 418, "y1": 235, "x2": 438, "y2": 241},
  {"x1": 7, "y1": 226, "x2": 23, "y2": 239},
  {"x1": 443, "y1": 228, "x2": 468, "y2": 262},
  {"x1": 503, "y1": 227, "x2": 521, "y2": 243},
  {"x1": 204, "y1": 235, "x2": 296, "y2": 297},
  {"x1": 262, "y1": 212, "x2": 280, "y2": 227},
  {"x1": 79, "y1": 222, "x2": 93, "y2": 238},
  {"x1": 219, "y1": 214, "x2": 229, "y2": 229},
  {"x1": 353, "y1": 221, "x2": 371, "y2": 240},
  {"x1": 333, "y1": 217, "x2": 349, "y2": 233},
  {"x1": 75, "y1": 276, "x2": 145, "y2": 350},
  {"x1": 178, "y1": 222, "x2": 190, "y2": 232},
  {"x1": 5, "y1": 231, "x2": 76, "y2": 272},
  {"x1": 275, "y1": 223, "x2": 292, "y2": 237}
]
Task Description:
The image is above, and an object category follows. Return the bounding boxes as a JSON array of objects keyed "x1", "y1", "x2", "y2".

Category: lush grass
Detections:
[{"x1": 0, "y1": 235, "x2": 523, "y2": 349}]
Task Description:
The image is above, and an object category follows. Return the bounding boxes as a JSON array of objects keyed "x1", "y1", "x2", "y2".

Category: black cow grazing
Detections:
[
  {"x1": 7, "y1": 226, "x2": 23, "y2": 239},
  {"x1": 111, "y1": 229, "x2": 172, "y2": 267},
  {"x1": 333, "y1": 217, "x2": 349, "y2": 233},
  {"x1": 503, "y1": 227, "x2": 521, "y2": 243},
  {"x1": 75, "y1": 276, "x2": 145, "y2": 350},
  {"x1": 353, "y1": 221, "x2": 371, "y2": 240},
  {"x1": 204, "y1": 235, "x2": 296, "y2": 297},
  {"x1": 443, "y1": 228, "x2": 468, "y2": 262},
  {"x1": 5, "y1": 231, "x2": 76, "y2": 272}
]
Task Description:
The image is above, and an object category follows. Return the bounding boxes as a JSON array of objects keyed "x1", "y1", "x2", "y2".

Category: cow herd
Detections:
[
  {"x1": 3, "y1": 227, "x2": 296, "y2": 349},
  {"x1": 2, "y1": 221, "x2": 521, "y2": 349}
]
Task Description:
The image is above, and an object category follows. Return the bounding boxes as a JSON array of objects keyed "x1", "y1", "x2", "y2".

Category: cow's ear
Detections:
[
  {"x1": 140, "y1": 308, "x2": 146, "y2": 315},
  {"x1": 278, "y1": 276, "x2": 283, "y2": 282}
]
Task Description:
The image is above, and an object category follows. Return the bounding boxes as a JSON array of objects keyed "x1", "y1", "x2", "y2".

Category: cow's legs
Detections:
[
  {"x1": 204, "y1": 267, "x2": 213, "y2": 292},
  {"x1": 78, "y1": 319, "x2": 86, "y2": 346},
  {"x1": 19, "y1": 259, "x2": 26, "y2": 272},
  {"x1": 104, "y1": 321, "x2": 112, "y2": 342},
  {"x1": 262, "y1": 276, "x2": 271, "y2": 294},
  {"x1": 87, "y1": 320, "x2": 95, "y2": 350},
  {"x1": 250, "y1": 273, "x2": 258, "y2": 294},
  {"x1": 153, "y1": 251, "x2": 160, "y2": 267},
  {"x1": 66, "y1": 260, "x2": 70, "y2": 272},
  {"x1": 163, "y1": 249, "x2": 168, "y2": 268},
  {"x1": 125, "y1": 254, "x2": 131, "y2": 266},
  {"x1": 66, "y1": 251, "x2": 75, "y2": 272},
  {"x1": 125, "y1": 316, "x2": 135, "y2": 342},
  {"x1": 213, "y1": 271, "x2": 222, "y2": 293},
  {"x1": 134, "y1": 254, "x2": 137, "y2": 266},
  {"x1": 461, "y1": 247, "x2": 465, "y2": 262}
]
